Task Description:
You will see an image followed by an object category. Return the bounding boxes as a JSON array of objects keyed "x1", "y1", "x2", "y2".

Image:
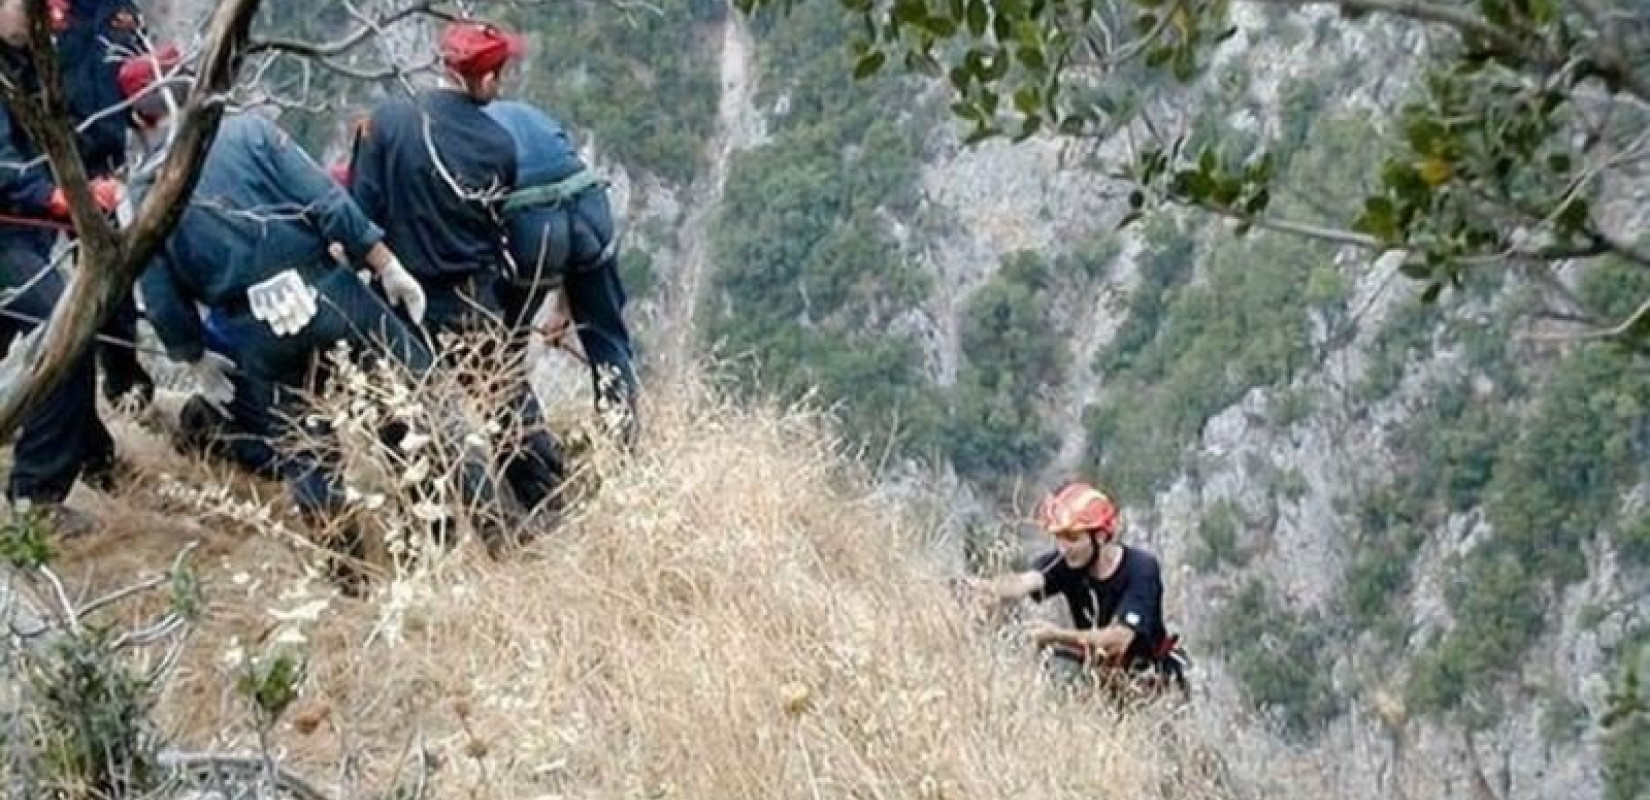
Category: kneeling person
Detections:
[
  {"x1": 972, "y1": 481, "x2": 1189, "y2": 699},
  {"x1": 120, "y1": 47, "x2": 433, "y2": 569}
]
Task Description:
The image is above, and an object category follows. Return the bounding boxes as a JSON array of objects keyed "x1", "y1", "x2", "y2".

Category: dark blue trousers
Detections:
[
  {"x1": 0, "y1": 237, "x2": 114, "y2": 503},
  {"x1": 212, "y1": 267, "x2": 442, "y2": 515},
  {"x1": 422, "y1": 272, "x2": 566, "y2": 514}
]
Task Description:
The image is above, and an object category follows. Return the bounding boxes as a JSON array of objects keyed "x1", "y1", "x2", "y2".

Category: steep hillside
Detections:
[
  {"x1": 16, "y1": 370, "x2": 1237, "y2": 799},
  {"x1": 57, "y1": 1, "x2": 1649, "y2": 798}
]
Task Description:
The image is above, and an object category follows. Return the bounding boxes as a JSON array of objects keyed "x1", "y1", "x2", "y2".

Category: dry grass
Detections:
[{"x1": 46, "y1": 353, "x2": 1237, "y2": 800}]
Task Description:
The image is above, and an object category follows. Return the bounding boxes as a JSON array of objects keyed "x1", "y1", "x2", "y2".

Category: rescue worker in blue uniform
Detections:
[
  {"x1": 350, "y1": 20, "x2": 567, "y2": 520},
  {"x1": 483, "y1": 99, "x2": 640, "y2": 449},
  {"x1": 0, "y1": 0, "x2": 124, "y2": 536},
  {"x1": 55, "y1": 0, "x2": 155, "y2": 410},
  {"x1": 117, "y1": 47, "x2": 504, "y2": 582}
]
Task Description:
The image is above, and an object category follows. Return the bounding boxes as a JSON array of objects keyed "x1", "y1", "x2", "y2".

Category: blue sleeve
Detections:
[
  {"x1": 252, "y1": 118, "x2": 383, "y2": 261},
  {"x1": 0, "y1": 105, "x2": 57, "y2": 215},
  {"x1": 349, "y1": 111, "x2": 387, "y2": 227},
  {"x1": 138, "y1": 250, "x2": 205, "y2": 363}
]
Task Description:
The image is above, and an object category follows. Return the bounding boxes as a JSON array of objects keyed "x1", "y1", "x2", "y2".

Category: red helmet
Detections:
[
  {"x1": 1035, "y1": 482, "x2": 1121, "y2": 542},
  {"x1": 117, "y1": 43, "x2": 182, "y2": 101},
  {"x1": 439, "y1": 21, "x2": 525, "y2": 80}
]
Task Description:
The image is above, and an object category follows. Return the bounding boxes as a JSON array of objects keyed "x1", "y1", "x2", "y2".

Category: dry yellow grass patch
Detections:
[{"x1": 51, "y1": 360, "x2": 1233, "y2": 800}]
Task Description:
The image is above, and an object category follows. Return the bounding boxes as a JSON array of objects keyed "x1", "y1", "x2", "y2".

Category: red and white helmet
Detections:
[{"x1": 1035, "y1": 482, "x2": 1121, "y2": 542}]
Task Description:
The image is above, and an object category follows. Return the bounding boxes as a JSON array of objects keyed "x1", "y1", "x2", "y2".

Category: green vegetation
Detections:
[
  {"x1": 504, "y1": 0, "x2": 721, "y2": 184},
  {"x1": 1214, "y1": 580, "x2": 1340, "y2": 740},
  {"x1": 1082, "y1": 222, "x2": 1336, "y2": 503},
  {"x1": 703, "y1": 1, "x2": 942, "y2": 455},
  {"x1": 1604, "y1": 649, "x2": 1650, "y2": 800},
  {"x1": 941, "y1": 252, "x2": 1065, "y2": 488},
  {"x1": 1189, "y1": 499, "x2": 1247, "y2": 572}
]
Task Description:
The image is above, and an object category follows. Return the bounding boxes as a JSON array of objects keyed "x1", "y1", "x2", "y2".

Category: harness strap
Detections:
[{"x1": 502, "y1": 168, "x2": 606, "y2": 213}]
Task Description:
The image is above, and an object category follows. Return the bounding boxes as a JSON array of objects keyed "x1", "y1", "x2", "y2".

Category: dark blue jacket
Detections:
[
  {"x1": 482, "y1": 100, "x2": 584, "y2": 186},
  {"x1": 350, "y1": 89, "x2": 516, "y2": 282},
  {"x1": 482, "y1": 100, "x2": 615, "y2": 279},
  {"x1": 0, "y1": 48, "x2": 60, "y2": 252},
  {"x1": 135, "y1": 113, "x2": 384, "y2": 362},
  {"x1": 58, "y1": 0, "x2": 147, "y2": 178}
]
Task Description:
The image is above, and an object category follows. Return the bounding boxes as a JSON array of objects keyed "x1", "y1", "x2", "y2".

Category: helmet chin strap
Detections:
[{"x1": 1076, "y1": 531, "x2": 1102, "y2": 572}]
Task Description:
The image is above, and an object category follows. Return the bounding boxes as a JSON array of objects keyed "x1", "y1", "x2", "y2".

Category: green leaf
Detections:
[
  {"x1": 1198, "y1": 145, "x2": 1217, "y2": 176},
  {"x1": 1546, "y1": 152, "x2": 1572, "y2": 174},
  {"x1": 1244, "y1": 187, "x2": 1271, "y2": 215},
  {"x1": 1, "y1": 513, "x2": 55, "y2": 568},
  {"x1": 984, "y1": 50, "x2": 1011, "y2": 80},
  {"x1": 1117, "y1": 209, "x2": 1144, "y2": 229},
  {"x1": 1381, "y1": 160, "x2": 1429, "y2": 203},
  {"x1": 1145, "y1": 45, "x2": 1173, "y2": 68},
  {"x1": 967, "y1": 0, "x2": 989, "y2": 35},
  {"x1": 1016, "y1": 114, "x2": 1043, "y2": 141},
  {"x1": 1403, "y1": 116, "x2": 1446, "y2": 157},
  {"x1": 1420, "y1": 281, "x2": 1443, "y2": 304},
  {"x1": 949, "y1": 99, "x2": 983, "y2": 121},
  {"x1": 1478, "y1": 0, "x2": 1510, "y2": 28},
  {"x1": 1014, "y1": 87, "x2": 1041, "y2": 114},
  {"x1": 1018, "y1": 45, "x2": 1047, "y2": 72},
  {"x1": 1171, "y1": 46, "x2": 1198, "y2": 81},
  {"x1": 894, "y1": 0, "x2": 929, "y2": 25},
  {"x1": 964, "y1": 123, "x2": 999, "y2": 145},
  {"x1": 854, "y1": 51, "x2": 887, "y2": 80},
  {"x1": 904, "y1": 49, "x2": 944, "y2": 78},
  {"x1": 1171, "y1": 168, "x2": 1215, "y2": 200},
  {"x1": 1128, "y1": 189, "x2": 1145, "y2": 209},
  {"x1": 922, "y1": 14, "x2": 958, "y2": 36},
  {"x1": 1134, "y1": 149, "x2": 1161, "y2": 184},
  {"x1": 1353, "y1": 195, "x2": 1400, "y2": 242},
  {"x1": 1134, "y1": 12, "x2": 1159, "y2": 33},
  {"x1": 991, "y1": 10, "x2": 1012, "y2": 40},
  {"x1": 1556, "y1": 196, "x2": 1590, "y2": 233},
  {"x1": 1213, "y1": 177, "x2": 1243, "y2": 207}
]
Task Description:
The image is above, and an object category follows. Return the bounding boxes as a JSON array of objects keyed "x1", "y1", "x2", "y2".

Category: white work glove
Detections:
[
  {"x1": 247, "y1": 270, "x2": 319, "y2": 337},
  {"x1": 188, "y1": 351, "x2": 237, "y2": 412},
  {"x1": 377, "y1": 257, "x2": 427, "y2": 326}
]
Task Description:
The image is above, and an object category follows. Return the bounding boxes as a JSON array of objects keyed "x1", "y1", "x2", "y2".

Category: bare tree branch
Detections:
[
  {"x1": 247, "y1": 0, "x2": 442, "y2": 59},
  {"x1": 1523, "y1": 293, "x2": 1650, "y2": 344}
]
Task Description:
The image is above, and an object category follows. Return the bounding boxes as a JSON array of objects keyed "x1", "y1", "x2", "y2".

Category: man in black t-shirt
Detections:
[{"x1": 969, "y1": 481, "x2": 1189, "y2": 696}]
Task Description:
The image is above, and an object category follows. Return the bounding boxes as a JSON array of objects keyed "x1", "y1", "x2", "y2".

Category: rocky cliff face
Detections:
[{"x1": 644, "y1": 7, "x2": 1645, "y2": 800}]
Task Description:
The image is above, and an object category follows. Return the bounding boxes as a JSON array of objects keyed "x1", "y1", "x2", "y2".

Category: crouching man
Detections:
[
  {"x1": 968, "y1": 481, "x2": 1191, "y2": 703},
  {"x1": 118, "y1": 46, "x2": 478, "y2": 588}
]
